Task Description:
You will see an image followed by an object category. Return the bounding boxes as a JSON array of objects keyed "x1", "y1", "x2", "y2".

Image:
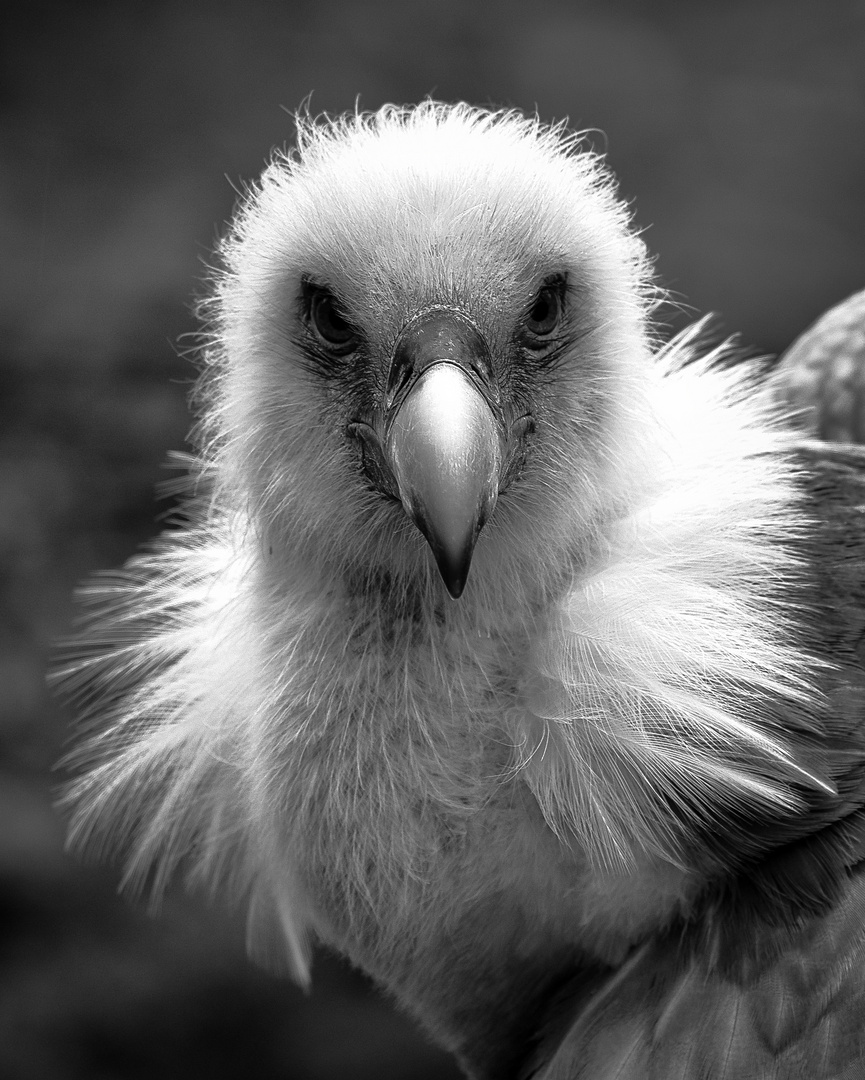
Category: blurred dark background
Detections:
[{"x1": 1, "y1": 1, "x2": 864, "y2": 1076}]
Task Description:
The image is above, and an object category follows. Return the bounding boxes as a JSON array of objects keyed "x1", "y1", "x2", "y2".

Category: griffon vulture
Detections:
[{"x1": 59, "y1": 103, "x2": 865, "y2": 1080}]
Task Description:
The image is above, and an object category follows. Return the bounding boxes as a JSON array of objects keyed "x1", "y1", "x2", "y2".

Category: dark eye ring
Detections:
[
  {"x1": 308, "y1": 288, "x2": 357, "y2": 354},
  {"x1": 525, "y1": 282, "x2": 563, "y2": 343}
]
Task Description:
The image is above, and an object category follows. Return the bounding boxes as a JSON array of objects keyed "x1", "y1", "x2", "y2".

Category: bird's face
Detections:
[{"x1": 214, "y1": 107, "x2": 653, "y2": 605}]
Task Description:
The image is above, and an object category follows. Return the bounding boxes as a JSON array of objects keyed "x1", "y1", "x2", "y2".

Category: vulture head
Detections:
[{"x1": 211, "y1": 104, "x2": 653, "y2": 603}]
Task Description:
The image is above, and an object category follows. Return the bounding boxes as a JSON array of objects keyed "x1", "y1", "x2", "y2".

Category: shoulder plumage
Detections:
[{"x1": 534, "y1": 868, "x2": 865, "y2": 1079}]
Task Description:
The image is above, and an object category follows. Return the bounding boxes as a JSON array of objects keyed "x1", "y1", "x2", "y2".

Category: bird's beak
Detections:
[
  {"x1": 352, "y1": 309, "x2": 510, "y2": 598},
  {"x1": 385, "y1": 310, "x2": 507, "y2": 599},
  {"x1": 386, "y1": 359, "x2": 503, "y2": 598}
]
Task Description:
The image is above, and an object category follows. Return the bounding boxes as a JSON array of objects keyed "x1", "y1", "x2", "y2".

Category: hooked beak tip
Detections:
[
  {"x1": 418, "y1": 523, "x2": 479, "y2": 600},
  {"x1": 441, "y1": 565, "x2": 467, "y2": 600}
]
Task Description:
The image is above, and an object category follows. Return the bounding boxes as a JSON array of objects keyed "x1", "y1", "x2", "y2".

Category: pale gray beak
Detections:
[
  {"x1": 386, "y1": 359, "x2": 503, "y2": 598},
  {"x1": 350, "y1": 308, "x2": 512, "y2": 598}
]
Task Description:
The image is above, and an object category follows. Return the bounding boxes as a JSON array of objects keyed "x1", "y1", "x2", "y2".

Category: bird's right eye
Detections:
[
  {"x1": 306, "y1": 286, "x2": 358, "y2": 355},
  {"x1": 522, "y1": 274, "x2": 567, "y2": 350}
]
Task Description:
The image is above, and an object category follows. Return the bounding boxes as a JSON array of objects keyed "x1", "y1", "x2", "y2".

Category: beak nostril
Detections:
[{"x1": 386, "y1": 355, "x2": 415, "y2": 405}]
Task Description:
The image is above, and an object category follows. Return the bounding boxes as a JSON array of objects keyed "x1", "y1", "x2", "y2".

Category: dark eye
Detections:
[
  {"x1": 308, "y1": 288, "x2": 357, "y2": 353},
  {"x1": 524, "y1": 281, "x2": 564, "y2": 344}
]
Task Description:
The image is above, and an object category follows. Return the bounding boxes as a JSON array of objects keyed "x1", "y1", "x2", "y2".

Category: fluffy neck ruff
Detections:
[
  {"x1": 61, "y1": 339, "x2": 838, "y2": 1002},
  {"x1": 239, "y1": 340, "x2": 837, "y2": 970},
  {"x1": 514, "y1": 340, "x2": 835, "y2": 877}
]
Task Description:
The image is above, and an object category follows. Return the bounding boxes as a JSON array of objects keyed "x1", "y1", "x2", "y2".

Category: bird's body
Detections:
[
  {"x1": 60, "y1": 104, "x2": 865, "y2": 1078},
  {"x1": 773, "y1": 288, "x2": 865, "y2": 442}
]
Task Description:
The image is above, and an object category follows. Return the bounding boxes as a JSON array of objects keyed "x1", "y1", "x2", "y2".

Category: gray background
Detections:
[{"x1": 2, "y1": 1, "x2": 864, "y2": 1076}]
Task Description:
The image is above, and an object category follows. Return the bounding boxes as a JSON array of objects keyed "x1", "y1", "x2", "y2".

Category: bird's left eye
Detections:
[
  {"x1": 524, "y1": 282, "x2": 563, "y2": 343},
  {"x1": 308, "y1": 288, "x2": 358, "y2": 354}
]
